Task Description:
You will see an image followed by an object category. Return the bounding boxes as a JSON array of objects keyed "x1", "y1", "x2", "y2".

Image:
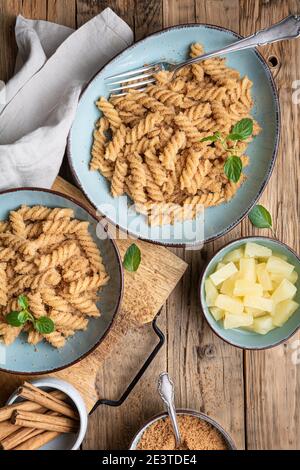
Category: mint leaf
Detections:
[
  {"x1": 231, "y1": 118, "x2": 253, "y2": 140},
  {"x1": 226, "y1": 133, "x2": 243, "y2": 141},
  {"x1": 18, "y1": 295, "x2": 29, "y2": 310},
  {"x1": 248, "y1": 205, "x2": 272, "y2": 229},
  {"x1": 6, "y1": 311, "x2": 25, "y2": 327},
  {"x1": 224, "y1": 156, "x2": 242, "y2": 183},
  {"x1": 35, "y1": 317, "x2": 55, "y2": 335},
  {"x1": 123, "y1": 243, "x2": 141, "y2": 272},
  {"x1": 200, "y1": 135, "x2": 218, "y2": 143},
  {"x1": 200, "y1": 131, "x2": 221, "y2": 143},
  {"x1": 18, "y1": 311, "x2": 30, "y2": 324}
]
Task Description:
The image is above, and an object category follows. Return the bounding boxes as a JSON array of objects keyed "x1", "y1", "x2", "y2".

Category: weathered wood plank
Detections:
[
  {"x1": 47, "y1": 0, "x2": 76, "y2": 28},
  {"x1": 240, "y1": 0, "x2": 300, "y2": 450},
  {"x1": 78, "y1": 0, "x2": 167, "y2": 449},
  {"x1": 0, "y1": 0, "x2": 47, "y2": 81},
  {"x1": 163, "y1": 0, "x2": 245, "y2": 450},
  {"x1": 76, "y1": 0, "x2": 135, "y2": 30}
]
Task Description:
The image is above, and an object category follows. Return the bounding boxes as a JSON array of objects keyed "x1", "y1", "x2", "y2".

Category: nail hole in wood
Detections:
[{"x1": 268, "y1": 56, "x2": 279, "y2": 67}]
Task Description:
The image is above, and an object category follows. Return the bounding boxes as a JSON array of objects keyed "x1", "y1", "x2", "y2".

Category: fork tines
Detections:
[{"x1": 105, "y1": 64, "x2": 161, "y2": 94}]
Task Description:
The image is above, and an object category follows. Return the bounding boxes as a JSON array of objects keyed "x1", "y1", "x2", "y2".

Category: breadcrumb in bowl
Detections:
[{"x1": 129, "y1": 409, "x2": 236, "y2": 450}]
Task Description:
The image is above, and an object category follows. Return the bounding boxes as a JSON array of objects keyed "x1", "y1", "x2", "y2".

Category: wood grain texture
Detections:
[
  {"x1": 240, "y1": 0, "x2": 300, "y2": 450},
  {"x1": 164, "y1": 0, "x2": 246, "y2": 450}
]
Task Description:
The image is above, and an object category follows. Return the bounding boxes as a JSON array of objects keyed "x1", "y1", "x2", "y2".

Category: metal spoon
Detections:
[{"x1": 157, "y1": 372, "x2": 181, "y2": 448}]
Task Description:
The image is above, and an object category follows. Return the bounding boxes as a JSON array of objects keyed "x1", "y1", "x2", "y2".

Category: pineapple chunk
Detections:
[
  {"x1": 266, "y1": 256, "x2": 294, "y2": 277},
  {"x1": 215, "y1": 294, "x2": 243, "y2": 315},
  {"x1": 223, "y1": 247, "x2": 244, "y2": 263},
  {"x1": 216, "y1": 262, "x2": 225, "y2": 270},
  {"x1": 210, "y1": 262, "x2": 238, "y2": 287},
  {"x1": 289, "y1": 270, "x2": 299, "y2": 284},
  {"x1": 210, "y1": 307, "x2": 225, "y2": 321},
  {"x1": 244, "y1": 242, "x2": 272, "y2": 258},
  {"x1": 270, "y1": 270, "x2": 299, "y2": 287},
  {"x1": 272, "y1": 299, "x2": 299, "y2": 327},
  {"x1": 256, "y1": 263, "x2": 273, "y2": 291},
  {"x1": 205, "y1": 279, "x2": 218, "y2": 307},
  {"x1": 233, "y1": 280, "x2": 263, "y2": 297},
  {"x1": 245, "y1": 307, "x2": 267, "y2": 318},
  {"x1": 243, "y1": 295, "x2": 273, "y2": 313},
  {"x1": 271, "y1": 278, "x2": 297, "y2": 305},
  {"x1": 220, "y1": 277, "x2": 237, "y2": 296},
  {"x1": 239, "y1": 258, "x2": 256, "y2": 283},
  {"x1": 252, "y1": 315, "x2": 276, "y2": 335},
  {"x1": 224, "y1": 312, "x2": 253, "y2": 329}
]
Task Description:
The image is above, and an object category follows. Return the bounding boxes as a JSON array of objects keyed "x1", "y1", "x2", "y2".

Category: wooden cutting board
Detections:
[{"x1": 0, "y1": 177, "x2": 187, "y2": 411}]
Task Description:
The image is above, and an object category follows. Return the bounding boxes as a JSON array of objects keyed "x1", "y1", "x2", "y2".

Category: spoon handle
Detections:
[{"x1": 157, "y1": 372, "x2": 181, "y2": 447}]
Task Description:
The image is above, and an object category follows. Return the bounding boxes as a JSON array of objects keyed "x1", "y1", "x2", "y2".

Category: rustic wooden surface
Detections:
[{"x1": 0, "y1": 0, "x2": 300, "y2": 450}]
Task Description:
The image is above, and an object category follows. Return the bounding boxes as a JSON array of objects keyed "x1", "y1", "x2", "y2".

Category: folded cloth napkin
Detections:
[{"x1": 0, "y1": 8, "x2": 133, "y2": 190}]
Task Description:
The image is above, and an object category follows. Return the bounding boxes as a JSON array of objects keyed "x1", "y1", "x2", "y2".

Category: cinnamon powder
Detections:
[{"x1": 136, "y1": 415, "x2": 228, "y2": 450}]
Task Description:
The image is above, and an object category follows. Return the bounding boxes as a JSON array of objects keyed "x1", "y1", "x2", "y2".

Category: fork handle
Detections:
[{"x1": 173, "y1": 15, "x2": 300, "y2": 74}]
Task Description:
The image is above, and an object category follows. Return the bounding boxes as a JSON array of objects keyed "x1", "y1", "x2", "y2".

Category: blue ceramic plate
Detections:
[
  {"x1": 68, "y1": 24, "x2": 280, "y2": 246},
  {"x1": 0, "y1": 188, "x2": 123, "y2": 374},
  {"x1": 199, "y1": 237, "x2": 300, "y2": 349}
]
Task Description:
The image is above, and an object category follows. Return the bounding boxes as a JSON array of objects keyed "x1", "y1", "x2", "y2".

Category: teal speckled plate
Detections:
[
  {"x1": 199, "y1": 237, "x2": 300, "y2": 350},
  {"x1": 68, "y1": 24, "x2": 280, "y2": 246},
  {"x1": 0, "y1": 189, "x2": 123, "y2": 374}
]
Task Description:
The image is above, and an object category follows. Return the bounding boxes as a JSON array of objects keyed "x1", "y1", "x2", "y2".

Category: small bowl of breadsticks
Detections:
[
  {"x1": 3, "y1": 378, "x2": 88, "y2": 450},
  {"x1": 0, "y1": 188, "x2": 123, "y2": 374}
]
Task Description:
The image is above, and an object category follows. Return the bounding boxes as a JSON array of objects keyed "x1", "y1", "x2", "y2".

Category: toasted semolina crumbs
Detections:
[{"x1": 136, "y1": 415, "x2": 228, "y2": 450}]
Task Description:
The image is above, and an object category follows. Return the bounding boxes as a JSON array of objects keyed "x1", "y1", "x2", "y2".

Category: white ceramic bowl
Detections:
[{"x1": 6, "y1": 378, "x2": 88, "y2": 450}]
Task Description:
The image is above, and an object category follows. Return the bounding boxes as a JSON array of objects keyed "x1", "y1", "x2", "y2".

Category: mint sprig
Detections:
[
  {"x1": 200, "y1": 118, "x2": 254, "y2": 183},
  {"x1": 6, "y1": 295, "x2": 55, "y2": 335}
]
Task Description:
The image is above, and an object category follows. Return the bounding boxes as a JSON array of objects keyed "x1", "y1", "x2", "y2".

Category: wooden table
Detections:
[{"x1": 0, "y1": 0, "x2": 299, "y2": 450}]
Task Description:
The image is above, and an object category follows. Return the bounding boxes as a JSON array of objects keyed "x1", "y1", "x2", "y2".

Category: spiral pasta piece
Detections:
[
  {"x1": 0, "y1": 263, "x2": 7, "y2": 306},
  {"x1": 111, "y1": 157, "x2": 128, "y2": 197},
  {"x1": 0, "y1": 323, "x2": 22, "y2": 345},
  {"x1": 159, "y1": 130, "x2": 186, "y2": 171},
  {"x1": 96, "y1": 96, "x2": 122, "y2": 129},
  {"x1": 34, "y1": 242, "x2": 80, "y2": 272},
  {"x1": 0, "y1": 247, "x2": 15, "y2": 262},
  {"x1": 68, "y1": 272, "x2": 109, "y2": 296},
  {"x1": 41, "y1": 289, "x2": 72, "y2": 313},
  {"x1": 105, "y1": 124, "x2": 127, "y2": 162},
  {"x1": 50, "y1": 310, "x2": 88, "y2": 331},
  {"x1": 9, "y1": 211, "x2": 26, "y2": 238},
  {"x1": 62, "y1": 294, "x2": 100, "y2": 317},
  {"x1": 126, "y1": 112, "x2": 163, "y2": 143},
  {"x1": 28, "y1": 292, "x2": 48, "y2": 319},
  {"x1": 76, "y1": 229, "x2": 106, "y2": 273}
]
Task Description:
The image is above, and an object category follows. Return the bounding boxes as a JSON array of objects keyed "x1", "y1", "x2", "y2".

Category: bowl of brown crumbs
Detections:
[{"x1": 129, "y1": 409, "x2": 236, "y2": 450}]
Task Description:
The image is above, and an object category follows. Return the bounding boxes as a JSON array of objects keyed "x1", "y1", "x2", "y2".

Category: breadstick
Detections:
[
  {"x1": 18, "y1": 382, "x2": 78, "y2": 420},
  {"x1": 0, "y1": 390, "x2": 64, "y2": 423},
  {"x1": 14, "y1": 431, "x2": 60, "y2": 451},
  {"x1": 11, "y1": 410, "x2": 77, "y2": 433}
]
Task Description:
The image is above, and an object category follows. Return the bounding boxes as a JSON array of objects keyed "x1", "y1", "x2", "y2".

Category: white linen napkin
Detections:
[{"x1": 0, "y1": 8, "x2": 133, "y2": 190}]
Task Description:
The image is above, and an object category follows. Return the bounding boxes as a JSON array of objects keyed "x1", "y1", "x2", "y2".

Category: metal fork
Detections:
[{"x1": 105, "y1": 14, "x2": 300, "y2": 94}]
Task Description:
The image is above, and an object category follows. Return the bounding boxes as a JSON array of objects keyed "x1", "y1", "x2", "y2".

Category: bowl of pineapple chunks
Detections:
[{"x1": 200, "y1": 237, "x2": 300, "y2": 349}]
